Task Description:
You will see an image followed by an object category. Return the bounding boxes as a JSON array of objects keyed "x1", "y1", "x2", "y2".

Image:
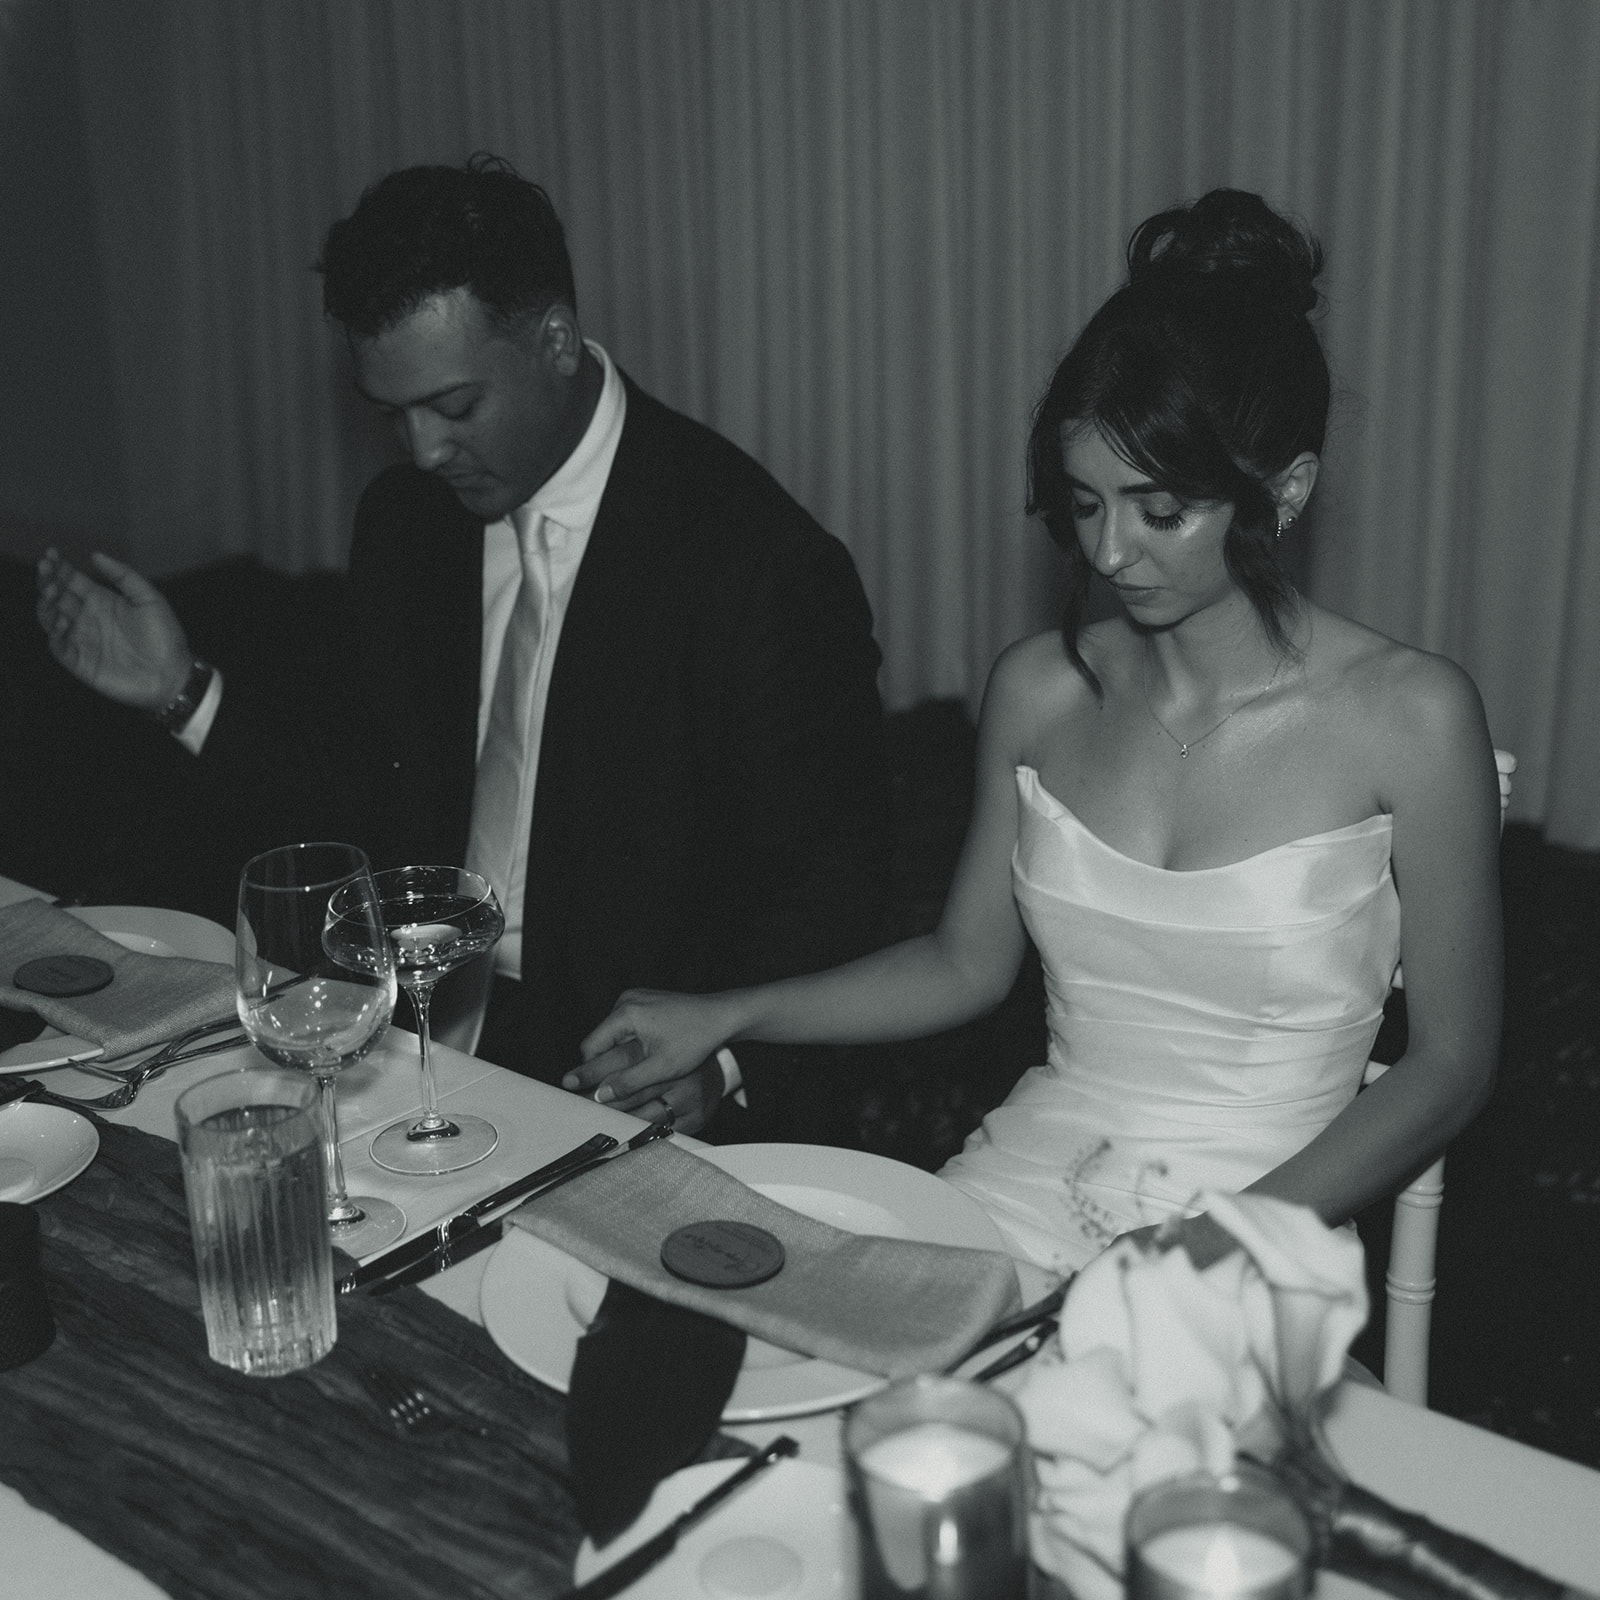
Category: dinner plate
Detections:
[
  {"x1": 74, "y1": 905, "x2": 235, "y2": 965},
  {"x1": 0, "y1": 905, "x2": 235, "y2": 1073},
  {"x1": 479, "y1": 1142, "x2": 1011, "y2": 1422},
  {"x1": 571, "y1": 1459, "x2": 856, "y2": 1600},
  {"x1": 0, "y1": 1102, "x2": 100, "y2": 1203}
]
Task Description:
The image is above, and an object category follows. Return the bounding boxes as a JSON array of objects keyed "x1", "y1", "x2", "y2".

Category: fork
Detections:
[
  {"x1": 40, "y1": 1029, "x2": 250, "y2": 1110},
  {"x1": 363, "y1": 1368, "x2": 450, "y2": 1437},
  {"x1": 44, "y1": 1013, "x2": 244, "y2": 1082}
]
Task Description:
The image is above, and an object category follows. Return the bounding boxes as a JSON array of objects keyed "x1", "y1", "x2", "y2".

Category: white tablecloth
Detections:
[{"x1": 4, "y1": 879, "x2": 1598, "y2": 1597}]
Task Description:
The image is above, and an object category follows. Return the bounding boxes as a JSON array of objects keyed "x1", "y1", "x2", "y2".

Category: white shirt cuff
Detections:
[
  {"x1": 716, "y1": 1046, "x2": 748, "y2": 1108},
  {"x1": 173, "y1": 666, "x2": 224, "y2": 755}
]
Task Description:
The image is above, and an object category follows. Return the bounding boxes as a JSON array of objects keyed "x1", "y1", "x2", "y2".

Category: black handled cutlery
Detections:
[
  {"x1": 339, "y1": 1130, "x2": 620, "y2": 1294},
  {"x1": 559, "y1": 1435, "x2": 799, "y2": 1600},
  {"x1": 943, "y1": 1279, "x2": 1070, "y2": 1374},
  {"x1": 350, "y1": 1116, "x2": 675, "y2": 1296}
]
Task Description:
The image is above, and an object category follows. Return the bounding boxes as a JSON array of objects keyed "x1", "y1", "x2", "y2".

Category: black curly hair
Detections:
[{"x1": 1027, "y1": 189, "x2": 1330, "y2": 691}]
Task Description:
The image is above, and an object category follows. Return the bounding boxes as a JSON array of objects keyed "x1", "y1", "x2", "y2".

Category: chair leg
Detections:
[{"x1": 1384, "y1": 1153, "x2": 1445, "y2": 1406}]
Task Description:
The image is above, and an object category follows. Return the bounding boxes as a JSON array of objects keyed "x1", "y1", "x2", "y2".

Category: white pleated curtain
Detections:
[{"x1": 62, "y1": 0, "x2": 1600, "y2": 846}]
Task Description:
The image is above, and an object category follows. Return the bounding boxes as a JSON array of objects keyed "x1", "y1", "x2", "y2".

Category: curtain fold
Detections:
[{"x1": 42, "y1": 0, "x2": 1600, "y2": 845}]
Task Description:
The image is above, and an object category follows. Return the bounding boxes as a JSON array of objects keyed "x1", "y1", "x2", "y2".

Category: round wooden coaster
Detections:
[
  {"x1": 660, "y1": 1220, "x2": 786, "y2": 1288},
  {"x1": 12, "y1": 954, "x2": 115, "y2": 998}
]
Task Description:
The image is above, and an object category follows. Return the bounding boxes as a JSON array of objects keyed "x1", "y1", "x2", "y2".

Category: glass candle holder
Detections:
[
  {"x1": 1125, "y1": 1463, "x2": 1311, "y2": 1600},
  {"x1": 844, "y1": 1373, "x2": 1029, "y2": 1600}
]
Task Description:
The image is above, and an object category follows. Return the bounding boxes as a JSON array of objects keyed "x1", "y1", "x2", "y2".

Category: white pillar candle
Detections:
[
  {"x1": 858, "y1": 1421, "x2": 1013, "y2": 1498},
  {"x1": 1139, "y1": 1522, "x2": 1301, "y2": 1596}
]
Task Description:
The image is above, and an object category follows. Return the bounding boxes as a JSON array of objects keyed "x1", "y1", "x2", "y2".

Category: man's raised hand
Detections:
[{"x1": 36, "y1": 548, "x2": 194, "y2": 712}]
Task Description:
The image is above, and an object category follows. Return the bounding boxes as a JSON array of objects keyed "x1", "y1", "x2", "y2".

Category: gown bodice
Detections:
[{"x1": 939, "y1": 766, "x2": 1402, "y2": 1273}]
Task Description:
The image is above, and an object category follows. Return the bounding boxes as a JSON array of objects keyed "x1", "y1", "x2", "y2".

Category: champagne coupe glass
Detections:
[
  {"x1": 236, "y1": 842, "x2": 403, "y2": 1256},
  {"x1": 367, "y1": 865, "x2": 504, "y2": 1176}
]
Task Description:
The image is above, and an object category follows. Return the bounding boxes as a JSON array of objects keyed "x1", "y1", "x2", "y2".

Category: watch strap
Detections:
[{"x1": 152, "y1": 656, "x2": 214, "y2": 733}]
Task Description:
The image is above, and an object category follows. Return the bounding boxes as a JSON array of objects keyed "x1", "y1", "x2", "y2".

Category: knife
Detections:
[
  {"x1": 943, "y1": 1279, "x2": 1071, "y2": 1374},
  {"x1": 970, "y1": 1317, "x2": 1058, "y2": 1383},
  {"x1": 363, "y1": 1213, "x2": 514, "y2": 1292},
  {"x1": 360, "y1": 1116, "x2": 676, "y2": 1296},
  {"x1": 559, "y1": 1435, "x2": 800, "y2": 1600},
  {"x1": 339, "y1": 1130, "x2": 621, "y2": 1294}
]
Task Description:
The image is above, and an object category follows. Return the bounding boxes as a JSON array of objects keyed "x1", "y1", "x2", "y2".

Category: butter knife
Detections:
[
  {"x1": 560, "y1": 1436, "x2": 799, "y2": 1600},
  {"x1": 361, "y1": 1117, "x2": 675, "y2": 1296},
  {"x1": 339, "y1": 1130, "x2": 619, "y2": 1295}
]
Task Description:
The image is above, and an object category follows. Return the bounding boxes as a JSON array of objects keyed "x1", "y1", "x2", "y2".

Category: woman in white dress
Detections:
[{"x1": 566, "y1": 189, "x2": 1503, "y2": 1275}]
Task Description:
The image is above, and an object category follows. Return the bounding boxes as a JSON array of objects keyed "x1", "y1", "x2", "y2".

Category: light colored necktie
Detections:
[{"x1": 465, "y1": 505, "x2": 546, "y2": 922}]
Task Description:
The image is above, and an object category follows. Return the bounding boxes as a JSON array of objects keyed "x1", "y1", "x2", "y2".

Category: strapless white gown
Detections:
[{"x1": 939, "y1": 766, "x2": 1401, "y2": 1274}]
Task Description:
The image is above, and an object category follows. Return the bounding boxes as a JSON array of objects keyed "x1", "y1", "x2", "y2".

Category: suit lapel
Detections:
[
  {"x1": 371, "y1": 475, "x2": 483, "y2": 866},
  {"x1": 520, "y1": 383, "x2": 687, "y2": 1004}
]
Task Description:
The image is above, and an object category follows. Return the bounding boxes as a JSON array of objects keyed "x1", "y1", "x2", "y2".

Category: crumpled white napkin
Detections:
[{"x1": 1016, "y1": 1193, "x2": 1367, "y2": 1600}]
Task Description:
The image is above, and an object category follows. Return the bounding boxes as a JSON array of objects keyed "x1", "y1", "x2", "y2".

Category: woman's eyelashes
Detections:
[
  {"x1": 1141, "y1": 504, "x2": 1185, "y2": 530},
  {"x1": 1069, "y1": 496, "x2": 1187, "y2": 531}
]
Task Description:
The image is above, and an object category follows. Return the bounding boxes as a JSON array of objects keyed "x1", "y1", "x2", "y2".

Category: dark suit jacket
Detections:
[{"x1": 334, "y1": 375, "x2": 893, "y2": 1142}]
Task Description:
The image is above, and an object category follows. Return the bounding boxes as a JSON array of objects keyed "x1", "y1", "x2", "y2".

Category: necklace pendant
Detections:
[{"x1": 1179, "y1": 744, "x2": 1189, "y2": 758}]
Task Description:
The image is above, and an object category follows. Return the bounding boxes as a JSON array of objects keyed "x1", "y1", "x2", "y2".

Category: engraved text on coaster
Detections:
[
  {"x1": 661, "y1": 1220, "x2": 786, "y2": 1288},
  {"x1": 13, "y1": 954, "x2": 115, "y2": 998}
]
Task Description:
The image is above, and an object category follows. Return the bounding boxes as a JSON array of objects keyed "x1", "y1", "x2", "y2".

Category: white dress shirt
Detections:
[{"x1": 473, "y1": 341, "x2": 626, "y2": 978}]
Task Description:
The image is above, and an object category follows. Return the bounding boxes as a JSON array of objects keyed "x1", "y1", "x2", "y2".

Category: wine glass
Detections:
[
  {"x1": 366, "y1": 865, "x2": 504, "y2": 1175},
  {"x1": 235, "y1": 842, "x2": 403, "y2": 1256}
]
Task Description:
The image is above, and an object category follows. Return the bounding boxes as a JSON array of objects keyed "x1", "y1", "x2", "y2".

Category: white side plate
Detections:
[
  {"x1": 571, "y1": 1459, "x2": 856, "y2": 1600},
  {"x1": 0, "y1": 1102, "x2": 100, "y2": 1203}
]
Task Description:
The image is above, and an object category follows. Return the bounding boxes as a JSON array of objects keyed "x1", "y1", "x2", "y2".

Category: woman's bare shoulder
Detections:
[
  {"x1": 1305, "y1": 606, "x2": 1492, "y2": 794},
  {"x1": 989, "y1": 628, "x2": 1073, "y2": 697},
  {"x1": 1310, "y1": 608, "x2": 1481, "y2": 719},
  {"x1": 989, "y1": 624, "x2": 1124, "y2": 713},
  {"x1": 981, "y1": 627, "x2": 1107, "y2": 759}
]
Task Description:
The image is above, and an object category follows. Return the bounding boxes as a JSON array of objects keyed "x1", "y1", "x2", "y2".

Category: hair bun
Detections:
[{"x1": 1127, "y1": 189, "x2": 1322, "y2": 317}]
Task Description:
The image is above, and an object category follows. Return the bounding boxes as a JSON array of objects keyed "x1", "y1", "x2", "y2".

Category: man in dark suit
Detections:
[{"x1": 36, "y1": 156, "x2": 892, "y2": 1142}]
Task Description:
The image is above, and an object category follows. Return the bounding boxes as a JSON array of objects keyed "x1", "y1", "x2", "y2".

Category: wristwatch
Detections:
[{"x1": 151, "y1": 656, "x2": 215, "y2": 733}]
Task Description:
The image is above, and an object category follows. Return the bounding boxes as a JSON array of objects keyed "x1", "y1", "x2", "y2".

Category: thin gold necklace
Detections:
[{"x1": 1141, "y1": 647, "x2": 1285, "y2": 758}]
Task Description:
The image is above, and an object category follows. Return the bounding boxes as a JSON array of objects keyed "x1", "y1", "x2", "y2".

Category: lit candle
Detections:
[
  {"x1": 1139, "y1": 1523, "x2": 1301, "y2": 1595},
  {"x1": 846, "y1": 1377, "x2": 1029, "y2": 1599},
  {"x1": 858, "y1": 1421, "x2": 1013, "y2": 1498},
  {"x1": 1125, "y1": 1468, "x2": 1311, "y2": 1600}
]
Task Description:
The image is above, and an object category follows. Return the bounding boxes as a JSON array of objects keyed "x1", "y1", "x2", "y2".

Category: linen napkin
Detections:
[
  {"x1": 566, "y1": 1281, "x2": 747, "y2": 1544},
  {"x1": 0, "y1": 899, "x2": 235, "y2": 1059},
  {"x1": 509, "y1": 1138, "x2": 1024, "y2": 1378},
  {"x1": 1015, "y1": 1193, "x2": 1366, "y2": 1600}
]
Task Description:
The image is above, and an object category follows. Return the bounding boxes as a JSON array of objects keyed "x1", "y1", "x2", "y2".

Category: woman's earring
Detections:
[{"x1": 1275, "y1": 512, "x2": 1298, "y2": 541}]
